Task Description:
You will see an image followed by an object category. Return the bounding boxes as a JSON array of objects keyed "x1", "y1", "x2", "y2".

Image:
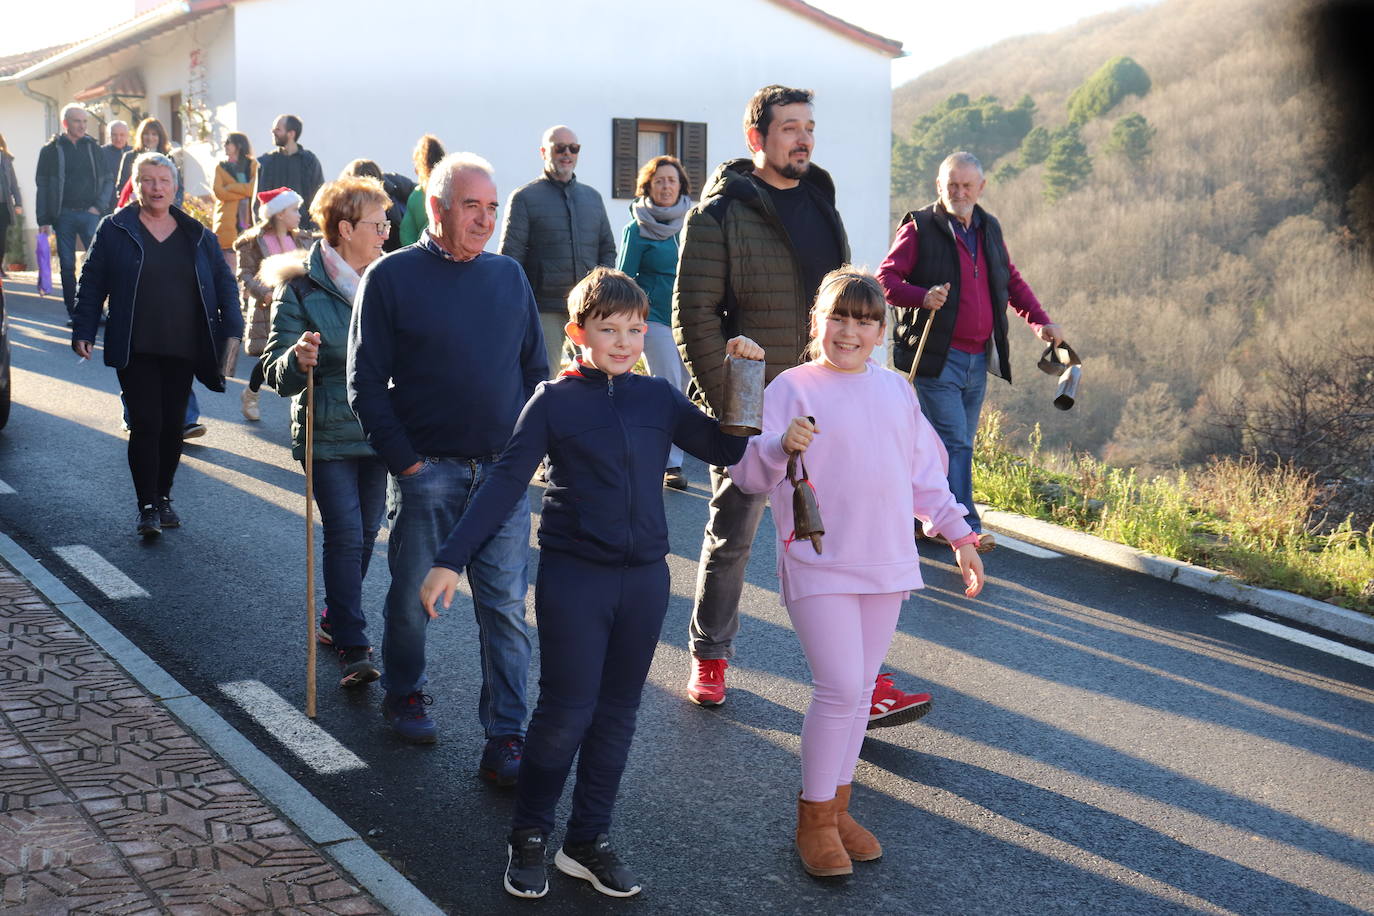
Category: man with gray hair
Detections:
[
  {"x1": 35, "y1": 102, "x2": 113, "y2": 323},
  {"x1": 878, "y1": 151, "x2": 1065, "y2": 549},
  {"x1": 499, "y1": 125, "x2": 616, "y2": 374},
  {"x1": 101, "y1": 119, "x2": 130, "y2": 212},
  {"x1": 348, "y1": 153, "x2": 547, "y2": 781}
]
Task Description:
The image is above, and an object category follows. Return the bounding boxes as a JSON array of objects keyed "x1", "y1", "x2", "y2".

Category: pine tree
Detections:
[
  {"x1": 1042, "y1": 126, "x2": 1093, "y2": 202},
  {"x1": 1105, "y1": 113, "x2": 1156, "y2": 165}
]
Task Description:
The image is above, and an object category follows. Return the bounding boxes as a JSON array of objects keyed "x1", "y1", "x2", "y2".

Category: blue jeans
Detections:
[
  {"x1": 55, "y1": 209, "x2": 101, "y2": 315},
  {"x1": 122, "y1": 389, "x2": 198, "y2": 426},
  {"x1": 310, "y1": 456, "x2": 388, "y2": 649},
  {"x1": 914, "y1": 348, "x2": 987, "y2": 533},
  {"x1": 382, "y1": 457, "x2": 532, "y2": 737}
]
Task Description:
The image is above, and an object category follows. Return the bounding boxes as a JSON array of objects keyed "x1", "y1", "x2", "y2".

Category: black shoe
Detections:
[
  {"x1": 182, "y1": 422, "x2": 207, "y2": 440},
  {"x1": 479, "y1": 735, "x2": 523, "y2": 787},
  {"x1": 505, "y1": 828, "x2": 549, "y2": 899},
  {"x1": 137, "y1": 505, "x2": 161, "y2": 538},
  {"x1": 157, "y1": 496, "x2": 180, "y2": 529},
  {"x1": 555, "y1": 834, "x2": 641, "y2": 898},
  {"x1": 663, "y1": 467, "x2": 688, "y2": 491},
  {"x1": 338, "y1": 646, "x2": 380, "y2": 688}
]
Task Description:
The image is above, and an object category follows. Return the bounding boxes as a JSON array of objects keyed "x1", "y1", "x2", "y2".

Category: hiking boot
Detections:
[
  {"x1": 504, "y1": 828, "x2": 549, "y2": 899},
  {"x1": 136, "y1": 505, "x2": 161, "y2": 538},
  {"x1": 686, "y1": 657, "x2": 727, "y2": 706},
  {"x1": 555, "y1": 834, "x2": 642, "y2": 898},
  {"x1": 182, "y1": 422, "x2": 207, "y2": 440},
  {"x1": 479, "y1": 735, "x2": 523, "y2": 787},
  {"x1": 382, "y1": 691, "x2": 436, "y2": 743},
  {"x1": 867, "y1": 673, "x2": 932, "y2": 729},
  {"x1": 157, "y1": 496, "x2": 180, "y2": 529},
  {"x1": 338, "y1": 646, "x2": 379, "y2": 688},
  {"x1": 663, "y1": 467, "x2": 688, "y2": 491},
  {"x1": 316, "y1": 607, "x2": 334, "y2": 646},
  {"x1": 241, "y1": 388, "x2": 261, "y2": 421}
]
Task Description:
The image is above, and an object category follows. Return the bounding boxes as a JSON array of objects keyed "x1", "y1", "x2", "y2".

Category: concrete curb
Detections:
[
  {"x1": 978, "y1": 505, "x2": 1374, "y2": 645},
  {"x1": 0, "y1": 531, "x2": 443, "y2": 916}
]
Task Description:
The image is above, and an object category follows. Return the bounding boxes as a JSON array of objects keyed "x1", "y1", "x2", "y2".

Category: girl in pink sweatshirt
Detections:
[{"x1": 732, "y1": 267, "x2": 985, "y2": 879}]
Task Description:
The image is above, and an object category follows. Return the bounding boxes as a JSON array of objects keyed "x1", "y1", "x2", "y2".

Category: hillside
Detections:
[{"x1": 889, "y1": 0, "x2": 1374, "y2": 520}]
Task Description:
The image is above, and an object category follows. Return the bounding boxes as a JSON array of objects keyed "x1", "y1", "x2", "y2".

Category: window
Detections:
[
  {"x1": 612, "y1": 118, "x2": 708, "y2": 200},
  {"x1": 163, "y1": 92, "x2": 183, "y2": 145}
]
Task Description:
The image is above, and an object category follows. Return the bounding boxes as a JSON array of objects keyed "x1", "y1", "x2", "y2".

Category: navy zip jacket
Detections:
[
  {"x1": 433, "y1": 363, "x2": 749, "y2": 571},
  {"x1": 347, "y1": 242, "x2": 548, "y2": 474},
  {"x1": 71, "y1": 204, "x2": 243, "y2": 391}
]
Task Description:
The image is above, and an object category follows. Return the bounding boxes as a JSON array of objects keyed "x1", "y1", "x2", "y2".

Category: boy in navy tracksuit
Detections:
[{"x1": 420, "y1": 267, "x2": 763, "y2": 900}]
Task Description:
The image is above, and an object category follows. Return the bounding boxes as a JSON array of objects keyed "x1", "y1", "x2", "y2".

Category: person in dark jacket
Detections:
[
  {"x1": 36, "y1": 103, "x2": 113, "y2": 321},
  {"x1": 262, "y1": 176, "x2": 392, "y2": 688},
  {"x1": 420, "y1": 267, "x2": 761, "y2": 901},
  {"x1": 0, "y1": 132, "x2": 23, "y2": 279},
  {"x1": 876, "y1": 151, "x2": 1064, "y2": 548},
  {"x1": 253, "y1": 114, "x2": 324, "y2": 230},
  {"x1": 71, "y1": 152, "x2": 243, "y2": 537},
  {"x1": 347, "y1": 153, "x2": 547, "y2": 765},
  {"x1": 100, "y1": 120, "x2": 129, "y2": 213},
  {"x1": 672, "y1": 84, "x2": 934, "y2": 727},
  {"x1": 499, "y1": 125, "x2": 616, "y2": 375}
]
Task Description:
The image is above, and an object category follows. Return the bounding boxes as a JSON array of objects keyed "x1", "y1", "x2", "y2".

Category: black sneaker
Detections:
[
  {"x1": 136, "y1": 505, "x2": 161, "y2": 538},
  {"x1": 338, "y1": 646, "x2": 380, "y2": 688},
  {"x1": 504, "y1": 828, "x2": 549, "y2": 899},
  {"x1": 157, "y1": 496, "x2": 181, "y2": 529},
  {"x1": 182, "y1": 422, "x2": 207, "y2": 440},
  {"x1": 479, "y1": 735, "x2": 523, "y2": 787},
  {"x1": 555, "y1": 834, "x2": 641, "y2": 898}
]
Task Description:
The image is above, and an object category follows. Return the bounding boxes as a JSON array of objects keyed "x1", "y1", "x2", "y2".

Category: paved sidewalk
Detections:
[{"x1": 0, "y1": 560, "x2": 385, "y2": 914}]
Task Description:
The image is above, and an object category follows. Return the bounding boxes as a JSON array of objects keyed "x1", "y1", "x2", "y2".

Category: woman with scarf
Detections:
[
  {"x1": 616, "y1": 155, "x2": 693, "y2": 490},
  {"x1": 212, "y1": 132, "x2": 257, "y2": 270},
  {"x1": 260, "y1": 176, "x2": 391, "y2": 688}
]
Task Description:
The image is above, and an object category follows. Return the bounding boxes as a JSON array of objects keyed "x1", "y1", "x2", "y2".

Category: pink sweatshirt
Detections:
[{"x1": 732, "y1": 359, "x2": 974, "y2": 604}]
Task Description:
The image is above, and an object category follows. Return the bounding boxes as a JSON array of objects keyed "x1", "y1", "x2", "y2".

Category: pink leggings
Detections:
[{"x1": 786, "y1": 591, "x2": 903, "y2": 802}]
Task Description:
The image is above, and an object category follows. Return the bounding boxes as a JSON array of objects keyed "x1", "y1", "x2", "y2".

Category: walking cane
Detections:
[
  {"x1": 904, "y1": 296, "x2": 940, "y2": 383},
  {"x1": 304, "y1": 365, "x2": 318, "y2": 718}
]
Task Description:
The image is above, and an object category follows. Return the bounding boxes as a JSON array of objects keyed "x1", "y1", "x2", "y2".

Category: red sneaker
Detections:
[
  {"x1": 867, "y1": 673, "x2": 932, "y2": 729},
  {"x1": 687, "y1": 657, "x2": 728, "y2": 706}
]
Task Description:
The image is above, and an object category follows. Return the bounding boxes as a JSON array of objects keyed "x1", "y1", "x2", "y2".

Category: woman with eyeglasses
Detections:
[
  {"x1": 233, "y1": 186, "x2": 311, "y2": 420},
  {"x1": 260, "y1": 176, "x2": 392, "y2": 688}
]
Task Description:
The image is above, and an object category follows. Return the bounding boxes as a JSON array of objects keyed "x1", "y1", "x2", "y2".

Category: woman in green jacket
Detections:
[
  {"x1": 261, "y1": 176, "x2": 392, "y2": 688},
  {"x1": 616, "y1": 155, "x2": 693, "y2": 489},
  {"x1": 397, "y1": 134, "x2": 445, "y2": 246}
]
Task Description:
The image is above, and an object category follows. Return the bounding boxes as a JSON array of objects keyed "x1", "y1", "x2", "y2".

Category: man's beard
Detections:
[
  {"x1": 779, "y1": 160, "x2": 810, "y2": 180},
  {"x1": 274, "y1": 135, "x2": 287, "y2": 148}
]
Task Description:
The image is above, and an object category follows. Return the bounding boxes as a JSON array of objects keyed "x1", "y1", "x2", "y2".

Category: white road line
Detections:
[
  {"x1": 994, "y1": 533, "x2": 1063, "y2": 559},
  {"x1": 53, "y1": 545, "x2": 149, "y2": 599},
  {"x1": 0, "y1": 479, "x2": 14, "y2": 495},
  {"x1": 1220, "y1": 612, "x2": 1374, "y2": 668},
  {"x1": 219, "y1": 679, "x2": 368, "y2": 775}
]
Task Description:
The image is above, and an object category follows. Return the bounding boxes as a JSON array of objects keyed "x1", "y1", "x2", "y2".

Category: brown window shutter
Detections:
[
  {"x1": 612, "y1": 118, "x2": 638, "y2": 199},
  {"x1": 681, "y1": 121, "x2": 708, "y2": 199}
]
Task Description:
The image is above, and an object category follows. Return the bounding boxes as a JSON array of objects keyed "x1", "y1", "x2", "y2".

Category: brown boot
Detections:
[
  {"x1": 834, "y1": 784, "x2": 882, "y2": 861},
  {"x1": 796, "y1": 794, "x2": 853, "y2": 877}
]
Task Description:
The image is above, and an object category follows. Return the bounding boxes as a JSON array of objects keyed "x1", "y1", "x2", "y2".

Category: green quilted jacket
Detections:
[
  {"x1": 671, "y1": 158, "x2": 849, "y2": 416},
  {"x1": 260, "y1": 242, "x2": 376, "y2": 462}
]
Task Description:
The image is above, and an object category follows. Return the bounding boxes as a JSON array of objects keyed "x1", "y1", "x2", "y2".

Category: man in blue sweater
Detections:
[{"x1": 347, "y1": 152, "x2": 548, "y2": 783}]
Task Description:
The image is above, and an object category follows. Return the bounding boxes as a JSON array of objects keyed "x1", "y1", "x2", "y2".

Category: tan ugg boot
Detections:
[
  {"x1": 834, "y1": 784, "x2": 882, "y2": 861},
  {"x1": 796, "y1": 794, "x2": 853, "y2": 877}
]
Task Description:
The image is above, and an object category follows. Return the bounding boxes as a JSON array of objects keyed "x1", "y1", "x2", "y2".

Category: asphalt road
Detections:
[{"x1": 1, "y1": 282, "x2": 1372, "y2": 915}]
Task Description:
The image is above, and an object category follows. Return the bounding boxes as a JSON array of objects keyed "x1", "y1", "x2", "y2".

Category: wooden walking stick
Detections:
[
  {"x1": 304, "y1": 364, "x2": 318, "y2": 718},
  {"x1": 905, "y1": 284, "x2": 946, "y2": 384}
]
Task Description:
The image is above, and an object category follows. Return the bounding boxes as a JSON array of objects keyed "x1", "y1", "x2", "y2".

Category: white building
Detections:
[{"x1": 0, "y1": 0, "x2": 900, "y2": 264}]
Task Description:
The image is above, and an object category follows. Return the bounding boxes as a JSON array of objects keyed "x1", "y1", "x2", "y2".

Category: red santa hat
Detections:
[{"x1": 257, "y1": 187, "x2": 302, "y2": 220}]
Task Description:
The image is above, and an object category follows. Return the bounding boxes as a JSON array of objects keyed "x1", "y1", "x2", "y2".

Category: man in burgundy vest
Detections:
[{"x1": 877, "y1": 151, "x2": 1065, "y2": 550}]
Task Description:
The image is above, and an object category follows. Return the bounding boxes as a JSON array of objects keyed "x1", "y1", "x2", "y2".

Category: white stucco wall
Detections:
[
  {"x1": 230, "y1": 0, "x2": 894, "y2": 264},
  {"x1": 0, "y1": 7, "x2": 236, "y2": 232}
]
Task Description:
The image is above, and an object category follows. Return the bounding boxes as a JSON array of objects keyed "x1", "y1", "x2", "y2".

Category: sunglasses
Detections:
[{"x1": 551, "y1": 143, "x2": 581, "y2": 155}]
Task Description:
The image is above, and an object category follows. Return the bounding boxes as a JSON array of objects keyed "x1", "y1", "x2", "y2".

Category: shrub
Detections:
[
  {"x1": 1104, "y1": 113, "x2": 1156, "y2": 165},
  {"x1": 1067, "y1": 55, "x2": 1152, "y2": 126}
]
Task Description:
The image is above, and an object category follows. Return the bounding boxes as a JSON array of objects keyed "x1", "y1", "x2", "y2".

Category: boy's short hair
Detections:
[{"x1": 566, "y1": 267, "x2": 649, "y2": 325}]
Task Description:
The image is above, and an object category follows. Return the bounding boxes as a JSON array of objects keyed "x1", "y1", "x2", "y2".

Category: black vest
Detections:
[{"x1": 891, "y1": 204, "x2": 1014, "y2": 382}]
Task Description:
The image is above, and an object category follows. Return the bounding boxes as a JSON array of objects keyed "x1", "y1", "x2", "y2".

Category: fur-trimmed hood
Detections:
[{"x1": 259, "y1": 248, "x2": 310, "y2": 288}]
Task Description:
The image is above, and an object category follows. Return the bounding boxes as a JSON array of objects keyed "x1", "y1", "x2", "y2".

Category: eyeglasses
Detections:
[
  {"x1": 551, "y1": 143, "x2": 581, "y2": 155},
  {"x1": 354, "y1": 220, "x2": 392, "y2": 236}
]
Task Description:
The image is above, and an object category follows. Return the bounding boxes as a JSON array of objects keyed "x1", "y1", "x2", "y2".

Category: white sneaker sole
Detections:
[
  {"x1": 554, "y1": 849, "x2": 641, "y2": 898},
  {"x1": 504, "y1": 844, "x2": 548, "y2": 898}
]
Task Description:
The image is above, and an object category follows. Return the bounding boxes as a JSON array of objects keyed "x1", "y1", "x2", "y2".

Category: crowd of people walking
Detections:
[{"x1": 28, "y1": 79, "x2": 1069, "y2": 900}]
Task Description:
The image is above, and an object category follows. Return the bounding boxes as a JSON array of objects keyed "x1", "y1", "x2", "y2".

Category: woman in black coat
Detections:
[{"x1": 72, "y1": 152, "x2": 243, "y2": 537}]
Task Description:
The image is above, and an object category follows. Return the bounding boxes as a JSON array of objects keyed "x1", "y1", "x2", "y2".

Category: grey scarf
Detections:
[{"x1": 632, "y1": 194, "x2": 691, "y2": 241}]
